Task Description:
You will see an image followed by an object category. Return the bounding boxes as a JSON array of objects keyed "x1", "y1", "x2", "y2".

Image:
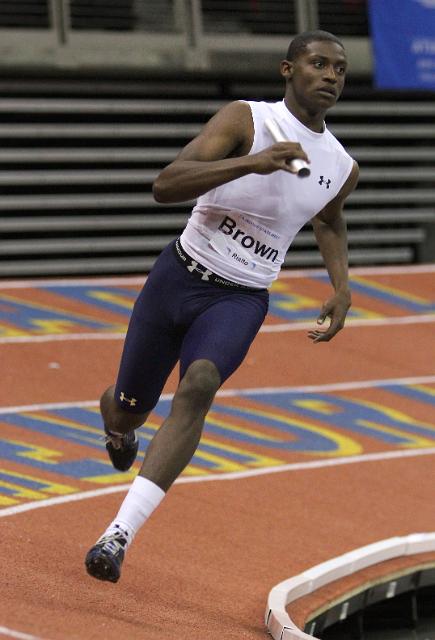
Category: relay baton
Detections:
[{"x1": 264, "y1": 117, "x2": 310, "y2": 178}]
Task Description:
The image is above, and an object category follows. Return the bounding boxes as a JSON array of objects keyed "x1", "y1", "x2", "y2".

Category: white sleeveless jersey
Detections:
[{"x1": 179, "y1": 99, "x2": 353, "y2": 289}]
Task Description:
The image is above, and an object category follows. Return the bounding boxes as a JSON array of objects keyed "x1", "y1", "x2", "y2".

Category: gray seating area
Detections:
[
  {"x1": 0, "y1": 0, "x2": 50, "y2": 28},
  {"x1": 0, "y1": 75, "x2": 434, "y2": 277}
]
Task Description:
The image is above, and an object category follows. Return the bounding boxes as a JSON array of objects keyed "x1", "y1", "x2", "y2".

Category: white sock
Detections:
[{"x1": 104, "y1": 476, "x2": 165, "y2": 548}]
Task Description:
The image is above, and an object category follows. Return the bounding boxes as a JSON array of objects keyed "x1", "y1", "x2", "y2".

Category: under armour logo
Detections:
[
  {"x1": 319, "y1": 176, "x2": 331, "y2": 189},
  {"x1": 187, "y1": 260, "x2": 213, "y2": 281},
  {"x1": 119, "y1": 392, "x2": 137, "y2": 407}
]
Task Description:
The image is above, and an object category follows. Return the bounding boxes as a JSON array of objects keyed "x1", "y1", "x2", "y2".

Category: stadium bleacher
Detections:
[{"x1": 0, "y1": 0, "x2": 433, "y2": 277}]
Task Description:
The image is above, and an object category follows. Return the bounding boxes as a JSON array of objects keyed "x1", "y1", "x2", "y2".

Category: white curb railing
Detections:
[{"x1": 265, "y1": 532, "x2": 435, "y2": 640}]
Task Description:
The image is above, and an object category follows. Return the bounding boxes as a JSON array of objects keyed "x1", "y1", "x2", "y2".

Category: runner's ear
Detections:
[{"x1": 280, "y1": 60, "x2": 294, "y2": 80}]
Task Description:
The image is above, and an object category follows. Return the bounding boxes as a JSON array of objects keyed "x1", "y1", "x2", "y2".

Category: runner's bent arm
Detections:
[
  {"x1": 309, "y1": 160, "x2": 359, "y2": 343},
  {"x1": 152, "y1": 101, "x2": 309, "y2": 203}
]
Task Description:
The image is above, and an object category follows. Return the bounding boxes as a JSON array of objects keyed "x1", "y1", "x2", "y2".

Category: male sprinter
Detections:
[{"x1": 85, "y1": 30, "x2": 359, "y2": 582}]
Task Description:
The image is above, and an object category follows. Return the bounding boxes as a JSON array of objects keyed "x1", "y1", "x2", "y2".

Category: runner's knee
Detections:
[
  {"x1": 176, "y1": 360, "x2": 221, "y2": 412},
  {"x1": 100, "y1": 385, "x2": 148, "y2": 433}
]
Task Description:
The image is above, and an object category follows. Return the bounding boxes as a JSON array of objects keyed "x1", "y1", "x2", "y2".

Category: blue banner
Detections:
[{"x1": 368, "y1": 0, "x2": 435, "y2": 89}]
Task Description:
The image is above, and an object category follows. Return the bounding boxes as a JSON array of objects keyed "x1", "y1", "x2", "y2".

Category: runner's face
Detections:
[{"x1": 284, "y1": 41, "x2": 347, "y2": 111}]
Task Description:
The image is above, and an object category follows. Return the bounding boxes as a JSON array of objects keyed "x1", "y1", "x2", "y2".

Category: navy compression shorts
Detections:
[{"x1": 114, "y1": 239, "x2": 269, "y2": 413}]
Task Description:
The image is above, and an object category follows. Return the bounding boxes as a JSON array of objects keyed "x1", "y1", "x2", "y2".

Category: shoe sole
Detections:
[
  {"x1": 105, "y1": 437, "x2": 139, "y2": 472},
  {"x1": 85, "y1": 549, "x2": 121, "y2": 583}
]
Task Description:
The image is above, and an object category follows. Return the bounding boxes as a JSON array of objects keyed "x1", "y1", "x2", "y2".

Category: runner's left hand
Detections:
[{"x1": 308, "y1": 291, "x2": 351, "y2": 343}]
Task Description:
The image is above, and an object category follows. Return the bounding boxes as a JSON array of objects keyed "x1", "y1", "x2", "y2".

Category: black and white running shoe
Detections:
[
  {"x1": 85, "y1": 527, "x2": 128, "y2": 583},
  {"x1": 104, "y1": 427, "x2": 138, "y2": 472}
]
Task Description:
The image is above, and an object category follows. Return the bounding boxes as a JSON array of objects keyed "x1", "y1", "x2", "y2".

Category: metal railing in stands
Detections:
[{"x1": 0, "y1": 0, "x2": 371, "y2": 72}]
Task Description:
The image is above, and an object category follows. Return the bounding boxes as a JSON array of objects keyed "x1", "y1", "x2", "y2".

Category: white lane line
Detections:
[
  {"x1": 261, "y1": 314, "x2": 435, "y2": 333},
  {"x1": 0, "y1": 332, "x2": 125, "y2": 344},
  {"x1": 0, "y1": 399, "x2": 99, "y2": 415},
  {"x1": 0, "y1": 374, "x2": 434, "y2": 414},
  {"x1": 1, "y1": 313, "x2": 434, "y2": 345},
  {"x1": 279, "y1": 264, "x2": 435, "y2": 277},
  {"x1": 0, "y1": 264, "x2": 433, "y2": 289},
  {"x1": 0, "y1": 626, "x2": 47, "y2": 640},
  {"x1": 215, "y1": 374, "x2": 435, "y2": 397},
  {"x1": 0, "y1": 276, "x2": 146, "y2": 289},
  {"x1": 0, "y1": 485, "x2": 131, "y2": 518},
  {"x1": 1, "y1": 447, "x2": 435, "y2": 519},
  {"x1": 175, "y1": 447, "x2": 435, "y2": 483}
]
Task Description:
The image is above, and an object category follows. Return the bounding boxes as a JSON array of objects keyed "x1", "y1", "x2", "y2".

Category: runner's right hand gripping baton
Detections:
[{"x1": 265, "y1": 117, "x2": 310, "y2": 178}]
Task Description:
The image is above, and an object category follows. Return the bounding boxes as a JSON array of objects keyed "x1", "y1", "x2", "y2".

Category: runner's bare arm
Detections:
[
  {"x1": 152, "y1": 101, "x2": 309, "y2": 203},
  {"x1": 308, "y1": 160, "x2": 359, "y2": 343}
]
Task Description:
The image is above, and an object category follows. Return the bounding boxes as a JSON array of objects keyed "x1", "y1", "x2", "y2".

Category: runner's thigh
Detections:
[
  {"x1": 114, "y1": 247, "x2": 184, "y2": 414},
  {"x1": 179, "y1": 290, "x2": 268, "y2": 384},
  {"x1": 114, "y1": 314, "x2": 181, "y2": 414}
]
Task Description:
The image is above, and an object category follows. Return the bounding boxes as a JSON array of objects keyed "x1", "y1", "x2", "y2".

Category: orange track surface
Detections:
[{"x1": 1, "y1": 266, "x2": 434, "y2": 640}]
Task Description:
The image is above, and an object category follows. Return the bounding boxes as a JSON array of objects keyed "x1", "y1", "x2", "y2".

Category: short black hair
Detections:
[{"x1": 286, "y1": 30, "x2": 344, "y2": 61}]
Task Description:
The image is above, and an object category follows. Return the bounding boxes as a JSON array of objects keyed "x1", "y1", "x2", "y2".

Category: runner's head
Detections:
[{"x1": 281, "y1": 30, "x2": 347, "y2": 113}]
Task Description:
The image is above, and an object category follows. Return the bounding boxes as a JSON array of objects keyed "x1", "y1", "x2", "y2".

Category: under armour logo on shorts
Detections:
[
  {"x1": 119, "y1": 392, "x2": 137, "y2": 407},
  {"x1": 187, "y1": 260, "x2": 213, "y2": 281}
]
